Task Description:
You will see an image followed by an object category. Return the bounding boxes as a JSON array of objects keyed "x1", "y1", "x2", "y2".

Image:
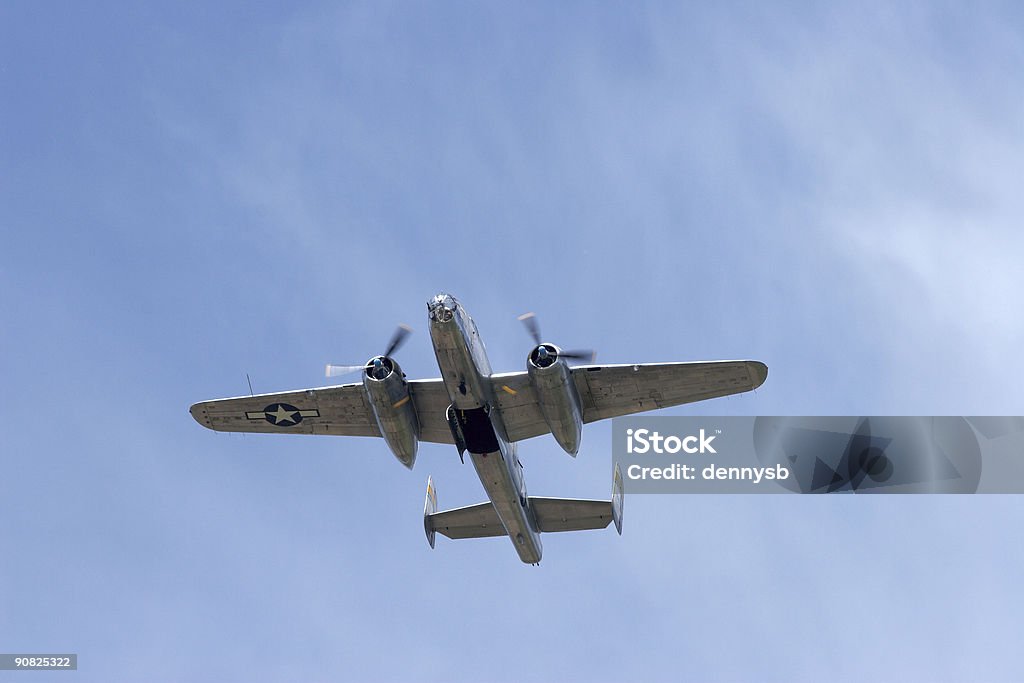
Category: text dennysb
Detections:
[{"x1": 626, "y1": 463, "x2": 790, "y2": 483}]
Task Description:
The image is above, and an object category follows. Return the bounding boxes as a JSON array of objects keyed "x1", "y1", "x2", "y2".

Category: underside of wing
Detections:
[
  {"x1": 190, "y1": 384, "x2": 381, "y2": 437},
  {"x1": 493, "y1": 361, "x2": 767, "y2": 442},
  {"x1": 190, "y1": 378, "x2": 455, "y2": 444},
  {"x1": 408, "y1": 379, "x2": 456, "y2": 445},
  {"x1": 489, "y1": 371, "x2": 548, "y2": 442},
  {"x1": 574, "y1": 360, "x2": 768, "y2": 423}
]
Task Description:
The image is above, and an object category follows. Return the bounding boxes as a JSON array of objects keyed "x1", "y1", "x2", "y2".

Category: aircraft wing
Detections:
[
  {"x1": 492, "y1": 360, "x2": 768, "y2": 443},
  {"x1": 189, "y1": 379, "x2": 455, "y2": 444}
]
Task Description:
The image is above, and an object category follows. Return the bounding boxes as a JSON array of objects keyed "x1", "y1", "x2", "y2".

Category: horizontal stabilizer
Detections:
[
  {"x1": 426, "y1": 492, "x2": 623, "y2": 542},
  {"x1": 530, "y1": 497, "x2": 614, "y2": 533},
  {"x1": 427, "y1": 502, "x2": 507, "y2": 540}
]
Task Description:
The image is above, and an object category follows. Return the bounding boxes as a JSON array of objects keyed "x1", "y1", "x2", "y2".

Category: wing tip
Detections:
[
  {"x1": 189, "y1": 401, "x2": 217, "y2": 430},
  {"x1": 746, "y1": 361, "x2": 769, "y2": 390}
]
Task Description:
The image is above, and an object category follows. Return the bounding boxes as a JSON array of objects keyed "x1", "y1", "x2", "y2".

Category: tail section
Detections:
[{"x1": 422, "y1": 466, "x2": 625, "y2": 552}]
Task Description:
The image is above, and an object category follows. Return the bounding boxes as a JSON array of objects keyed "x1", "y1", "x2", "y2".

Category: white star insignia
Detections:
[{"x1": 267, "y1": 404, "x2": 298, "y2": 425}]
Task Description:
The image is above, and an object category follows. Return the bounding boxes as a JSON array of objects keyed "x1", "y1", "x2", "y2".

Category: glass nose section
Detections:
[{"x1": 428, "y1": 294, "x2": 456, "y2": 323}]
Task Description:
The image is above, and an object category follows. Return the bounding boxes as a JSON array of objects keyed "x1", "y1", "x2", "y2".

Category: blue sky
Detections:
[{"x1": 3, "y1": 2, "x2": 1024, "y2": 681}]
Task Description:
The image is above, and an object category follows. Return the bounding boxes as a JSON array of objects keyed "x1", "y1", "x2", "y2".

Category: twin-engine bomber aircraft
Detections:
[{"x1": 190, "y1": 293, "x2": 768, "y2": 564}]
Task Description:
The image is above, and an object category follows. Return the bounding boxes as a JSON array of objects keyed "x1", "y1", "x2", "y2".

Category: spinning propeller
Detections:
[
  {"x1": 325, "y1": 324, "x2": 413, "y2": 378},
  {"x1": 517, "y1": 312, "x2": 595, "y2": 365}
]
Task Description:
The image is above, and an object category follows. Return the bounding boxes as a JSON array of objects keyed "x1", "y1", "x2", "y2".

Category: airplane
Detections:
[{"x1": 189, "y1": 293, "x2": 768, "y2": 565}]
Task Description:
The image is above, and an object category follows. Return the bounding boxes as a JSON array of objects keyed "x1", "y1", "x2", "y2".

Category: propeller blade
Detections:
[
  {"x1": 558, "y1": 349, "x2": 597, "y2": 363},
  {"x1": 517, "y1": 312, "x2": 542, "y2": 346},
  {"x1": 325, "y1": 363, "x2": 366, "y2": 378},
  {"x1": 384, "y1": 324, "x2": 413, "y2": 358}
]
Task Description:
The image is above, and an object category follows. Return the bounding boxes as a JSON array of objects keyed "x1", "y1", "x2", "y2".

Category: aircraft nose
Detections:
[
  {"x1": 428, "y1": 293, "x2": 456, "y2": 323},
  {"x1": 430, "y1": 305, "x2": 454, "y2": 323}
]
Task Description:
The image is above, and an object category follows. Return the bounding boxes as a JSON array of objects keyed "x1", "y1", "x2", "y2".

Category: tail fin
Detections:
[
  {"x1": 423, "y1": 476, "x2": 438, "y2": 549},
  {"x1": 612, "y1": 463, "x2": 624, "y2": 535}
]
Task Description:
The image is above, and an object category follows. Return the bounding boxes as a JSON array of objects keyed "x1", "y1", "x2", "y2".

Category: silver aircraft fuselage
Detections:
[{"x1": 427, "y1": 293, "x2": 543, "y2": 563}]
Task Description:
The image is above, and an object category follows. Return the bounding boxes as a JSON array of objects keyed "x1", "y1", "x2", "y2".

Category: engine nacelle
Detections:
[
  {"x1": 362, "y1": 356, "x2": 419, "y2": 468},
  {"x1": 527, "y1": 344, "x2": 584, "y2": 456}
]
